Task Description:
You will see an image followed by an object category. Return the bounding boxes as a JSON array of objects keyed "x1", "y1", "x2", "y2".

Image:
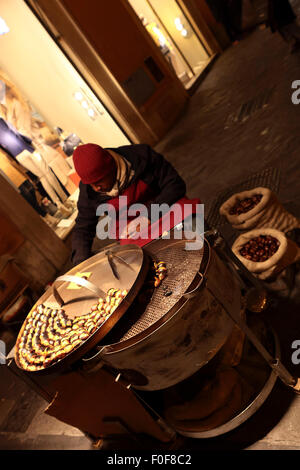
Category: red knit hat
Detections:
[{"x1": 72, "y1": 143, "x2": 116, "y2": 184}]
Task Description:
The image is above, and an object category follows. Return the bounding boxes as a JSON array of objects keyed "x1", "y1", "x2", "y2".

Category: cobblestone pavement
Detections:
[
  {"x1": 156, "y1": 22, "x2": 300, "y2": 216},
  {"x1": 1, "y1": 8, "x2": 300, "y2": 451}
]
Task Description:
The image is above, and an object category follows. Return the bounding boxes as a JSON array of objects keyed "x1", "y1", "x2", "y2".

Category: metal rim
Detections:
[
  {"x1": 174, "y1": 327, "x2": 280, "y2": 439},
  {"x1": 15, "y1": 244, "x2": 149, "y2": 374}
]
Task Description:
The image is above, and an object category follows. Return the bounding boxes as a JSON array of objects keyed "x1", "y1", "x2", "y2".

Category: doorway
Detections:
[{"x1": 128, "y1": 0, "x2": 211, "y2": 89}]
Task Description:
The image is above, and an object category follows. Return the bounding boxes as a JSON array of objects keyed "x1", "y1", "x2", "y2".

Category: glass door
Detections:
[{"x1": 128, "y1": 0, "x2": 210, "y2": 89}]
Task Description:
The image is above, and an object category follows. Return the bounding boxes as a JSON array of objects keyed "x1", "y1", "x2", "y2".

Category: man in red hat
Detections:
[{"x1": 71, "y1": 143, "x2": 186, "y2": 265}]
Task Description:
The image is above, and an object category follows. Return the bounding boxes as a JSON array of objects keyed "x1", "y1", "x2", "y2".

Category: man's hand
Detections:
[{"x1": 121, "y1": 216, "x2": 151, "y2": 239}]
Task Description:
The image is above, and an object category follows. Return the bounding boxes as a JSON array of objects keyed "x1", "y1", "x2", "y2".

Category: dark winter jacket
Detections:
[
  {"x1": 71, "y1": 144, "x2": 186, "y2": 265},
  {"x1": 268, "y1": 0, "x2": 296, "y2": 32}
]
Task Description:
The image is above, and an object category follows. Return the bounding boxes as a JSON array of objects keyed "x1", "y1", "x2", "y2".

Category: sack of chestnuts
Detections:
[
  {"x1": 219, "y1": 187, "x2": 300, "y2": 233},
  {"x1": 232, "y1": 228, "x2": 300, "y2": 280}
]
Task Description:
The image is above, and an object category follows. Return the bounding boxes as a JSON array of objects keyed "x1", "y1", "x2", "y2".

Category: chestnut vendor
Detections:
[{"x1": 71, "y1": 143, "x2": 186, "y2": 266}]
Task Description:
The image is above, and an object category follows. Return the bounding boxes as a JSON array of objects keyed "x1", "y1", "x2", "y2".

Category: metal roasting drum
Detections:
[
  {"x1": 13, "y1": 228, "x2": 300, "y2": 438},
  {"x1": 85, "y1": 234, "x2": 244, "y2": 391},
  {"x1": 15, "y1": 231, "x2": 244, "y2": 392}
]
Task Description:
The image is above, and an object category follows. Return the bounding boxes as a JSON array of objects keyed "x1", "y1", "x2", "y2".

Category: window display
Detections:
[{"x1": 0, "y1": 71, "x2": 76, "y2": 231}]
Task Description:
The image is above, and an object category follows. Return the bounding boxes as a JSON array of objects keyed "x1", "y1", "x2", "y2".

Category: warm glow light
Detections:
[
  {"x1": 174, "y1": 17, "x2": 189, "y2": 37},
  {"x1": 0, "y1": 17, "x2": 9, "y2": 35},
  {"x1": 33, "y1": 152, "x2": 42, "y2": 161},
  {"x1": 74, "y1": 89, "x2": 99, "y2": 119},
  {"x1": 174, "y1": 18, "x2": 182, "y2": 30},
  {"x1": 153, "y1": 26, "x2": 167, "y2": 47},
  {"x1": 74, "y1": 91, "x2": 83, "y2": 101}
]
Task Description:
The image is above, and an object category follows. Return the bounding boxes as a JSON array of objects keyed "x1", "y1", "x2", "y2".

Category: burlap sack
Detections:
[
  {"x1": 219, "y1": 187, "x2": 300, "y2": 233},
  {"x1": 232, "y1": 228, "x2": 300, "y2": 280}
]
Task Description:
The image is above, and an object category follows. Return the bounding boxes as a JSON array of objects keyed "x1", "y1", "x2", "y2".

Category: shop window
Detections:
[
  {"x1": 128, "y1": 0, "x2": 211, "y2": 89},
  {"x1": 0, "y1": 72, "x2": 78, "y2": 236},
  {"x1": 0, "y1": 0, "x2": 131, "y2": 240}
]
